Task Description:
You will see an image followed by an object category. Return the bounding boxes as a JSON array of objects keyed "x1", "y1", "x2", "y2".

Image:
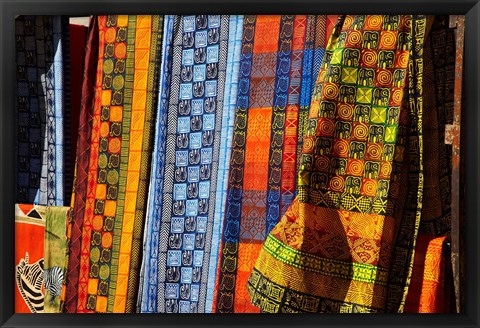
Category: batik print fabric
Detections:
[
  {"x1": 138, "y1": 15, "x2": 230, "y2": 314},
  {"x1": 15, "y1": 16, "x2": 68, "y2": 206},
  {"x1": 247, "y1": 15, "x2": 427, "y2": 313},
  {"x1": 64, "y1": 15, "x2": 164, "y2": 313},
  {"x1": 63, "y1": 17, "x2": 99, "y2": 313},
  {"x1": 214, "y1": 15, "x2": 332, "y2": 313},
  {"x1": 43, "y1": 206, "x2": 70, "y2": 313},
  {"x1": 15, "y1": 204, "x2": 46, "y2": 313}
]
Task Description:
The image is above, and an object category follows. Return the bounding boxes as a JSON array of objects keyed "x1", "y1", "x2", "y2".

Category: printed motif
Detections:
[
  {"x1": 66, "y1": 15, "x2": 163, "y2": 313},
  {"x1": 16, "y1": 254, "x2": 45, "y2": 313},
  {"x1": 247, "y1": 15, "x2": 427, "y2": 313},
  {"x1": 43, "y1": 206, "x2": 70, "y2": 312},
  {"x1": 15, "y1": 16, "x2": 67, "y2": 206}
]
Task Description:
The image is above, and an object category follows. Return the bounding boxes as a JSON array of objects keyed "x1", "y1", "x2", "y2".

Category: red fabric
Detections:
[
  {"x1": 405, "y1": 235, "x2": 447, "y2": 313},
  {"x1": 64, "y1": 17, "x2": 98, "y2": 313},
  {"x1": 326, "y1": 15, "x2": 340, "y2": 42}
]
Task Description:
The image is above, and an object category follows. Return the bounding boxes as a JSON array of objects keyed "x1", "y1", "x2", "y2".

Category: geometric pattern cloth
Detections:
[
  {"x1": 205, "y1": 15, "x2": 244, "y2": 313},
  {"x1": 137, "y1": 15, "x2": 231, "y2": 313},
  {"x1": 136, "y1": 14, "x2": 176, "y2": 314},
  {"x1": 63, "y1": 15, "x2": 164, "y2": 313},
  {"x1": 15, "y1": 14, "x2": 456, "y2": 314},
  {"x1": 63, "y1": 16, "x2": 100, "y2": 313},
  {"x1": 404, "y1": 15, "x2": 456, "y2": 314},
  {"x1": 15, "y1": 16, "x2": 68, "y2": 206},
  {"x1": 247, "y1": 15, "x2": 427, "y2": 313},
  {"x1": 214, "y1": 15, "x2": 336, "y2": 313}
]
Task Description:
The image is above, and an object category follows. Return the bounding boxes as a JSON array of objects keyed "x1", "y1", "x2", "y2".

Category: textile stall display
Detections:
[{"x1": 14, "y1": 14, "x2": 461, "y2": 314}]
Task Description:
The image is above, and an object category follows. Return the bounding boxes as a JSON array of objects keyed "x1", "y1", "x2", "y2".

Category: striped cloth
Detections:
[
  {"x1": 64, "y1": 15, "x2": 164, "y2": 313},
  {"x1": 137, "y1": 14, "x2": 175, "y2": 313},
  {"x1": 205, "y1": 15, "x2": 244, "y2": 313}
]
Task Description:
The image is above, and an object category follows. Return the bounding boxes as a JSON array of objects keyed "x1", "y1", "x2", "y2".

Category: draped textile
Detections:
[
  {"x1": 137, "y1": 14, "x2": 175, "y2": 313},
  {"x1": 15, "y1": 204, "x2": 46, "y2": 313},
  {"x1": 15, "y1": 16, "x2": 68, "y2": 206},
  {"x1": 64, "y1": 15, "x2": 164, "y2": 313},
  {"x1": 403, "y1": 15, "x2": 455, "y2": 314},
  {"x1": 63, "y1": 17, "x2": 99, "y2": 313},
  {"x1": 43, "y1": 206, "x2": 70, "y2": 313},
  {"x1": 214, "y1": 15, "x2": 333, "y2": 313},
  {"x1": 205, "y1": 15, "x2": 244, "y2": 313},
  {"x1": 247, "y1": 15, "x2": 427, "y2": 313},
  {"x1": 138, "y1": 15, "x2": 231, "y2": 313}
]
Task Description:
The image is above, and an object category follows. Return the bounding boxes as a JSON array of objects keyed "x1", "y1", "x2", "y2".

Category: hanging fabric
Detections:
[
  {"x1": 63, "y1": 15, "x2": 164, "y2": 313},
  {"x1": 213, "y1": 15, "x2": 335, "y2": 313},
  {"x1": 138, "y1": 14, "x2": 232, "y2": 313},
  {"x1": 404, "y1": 15, "x2": 455, "y2": 314},
  {"x1": 247, "y1": 14, "x2": 427, "y2": 313},
  {"x1": 63, "y1": 23, "x2": 89, "y2": 206},
  {"x1": 63, "y1": 16, "x2": 99, "y2": 313},
  {"x1": 15, "y1": 204, "x2": 47, "y2": 313},
  {"x1": 43, "y1": 206, "x2": 70, "y2": 313},
  {"x1": 15, "y1": 16, "x2": 69, "y2": 206}
]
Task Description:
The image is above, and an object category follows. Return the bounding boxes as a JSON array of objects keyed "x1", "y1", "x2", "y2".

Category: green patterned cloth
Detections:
[{"x1": 43, "y1": 206, "x2": 70, "y2": 313}]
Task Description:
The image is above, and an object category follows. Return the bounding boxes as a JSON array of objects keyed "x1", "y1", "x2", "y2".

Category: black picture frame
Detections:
[{"x1": 1, "y1": 1, "x2": 478, "y2": 327}]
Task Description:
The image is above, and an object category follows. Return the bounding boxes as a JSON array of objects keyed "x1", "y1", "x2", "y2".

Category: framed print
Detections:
[{"x1": 0, "y1": 0, "x2": 479, "y2": 327}]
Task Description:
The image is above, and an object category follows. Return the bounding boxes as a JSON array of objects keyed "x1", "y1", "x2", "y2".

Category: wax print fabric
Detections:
[
  {"x1": 247, "y1": 14, "x2": 428, "y2": 313},
  {"x1": 214, "y1": 15, "x2": 336, "y2": 313},
  {"x1": 63, "y1": 15, "x2": 164, "y2": 313}
]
